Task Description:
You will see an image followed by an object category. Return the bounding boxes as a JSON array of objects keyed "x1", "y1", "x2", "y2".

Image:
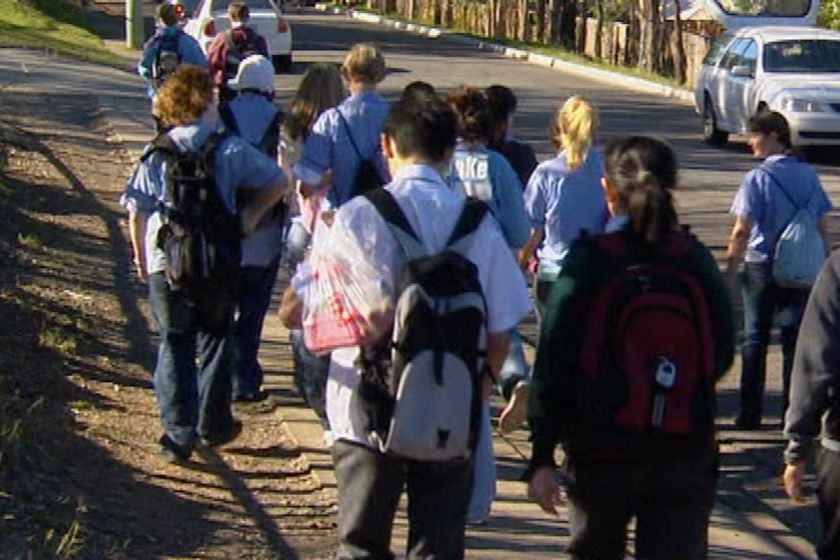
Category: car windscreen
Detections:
[
  {"x1": 713, "y1": 0, "x2": 810, "y2": 17},
  {"x1": 213, "y1": 0, "x2": 277, "y2": 11},
  {"x1": 764, "y1": 40, "x2": 840, "y2": 73},
  {"x1": 703, "y1": 32, "x2": 735, "y2": 65}
]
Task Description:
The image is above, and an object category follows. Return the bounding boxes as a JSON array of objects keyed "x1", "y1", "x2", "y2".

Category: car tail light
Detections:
[
  {"x1": 174, "y1": 4, "x2": 185, "y2": 17},
  {"x1": 203, "y1": 20, "x2": 216, "y2": 37},
  {"x1": 277, "y1": 18, "x2": 289, "y2": 33}
]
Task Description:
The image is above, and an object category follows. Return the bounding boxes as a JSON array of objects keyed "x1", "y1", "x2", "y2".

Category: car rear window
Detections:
[
  {"x1": 713, "y1": 0, "x2": 810, "y2": 17},
  {"x1": 764, "y1": 40, "x2": 840, "y2": 73}
]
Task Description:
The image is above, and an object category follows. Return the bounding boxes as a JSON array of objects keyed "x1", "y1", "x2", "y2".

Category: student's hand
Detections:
[
  {"x1": 278, "y1": 286, "x2": 303, "y2": 329},
  {"x1": 133, "y1": 256, "x2": 147, "y2": 283},
  {"x1": 528, "y1": 466, "x2": 562, "y2": 516},
  {"x1": 320, "y1": 210, "x2": 335, "y2": 227},
  {"x1": 783, "y1": 461, "x2": 806, "y2": 502}
]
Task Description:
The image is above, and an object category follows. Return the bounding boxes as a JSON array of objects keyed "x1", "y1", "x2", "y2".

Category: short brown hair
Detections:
[
  {"x1": 157, "y1": 3, "x2": 178, "y2": 26},
  {"x1": 228, "y1": 1, "x2": 249, "y2": 22},
  {"x1": 156, "y1": 66, "x2": 214, "y2": 127},
  {"x1": 447, "y1": 85, "x2": 491, "y2": 143},
  {"x1": 341, "y1": 43, "x2": 386, "y2": 85}
]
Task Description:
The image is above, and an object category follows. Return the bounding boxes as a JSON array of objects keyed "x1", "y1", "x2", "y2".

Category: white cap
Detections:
[{"x1": 227, "y1": 55, "x2": 275, "y2": 92}]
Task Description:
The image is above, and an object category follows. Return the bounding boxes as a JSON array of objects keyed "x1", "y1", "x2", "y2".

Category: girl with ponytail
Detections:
[{"x1": 527, "y1": 136, "x2": 735, "y2": 559}]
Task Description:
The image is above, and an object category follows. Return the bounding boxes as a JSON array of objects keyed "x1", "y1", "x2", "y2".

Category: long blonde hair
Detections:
[
  {"x1": 551, "y1": 95, "x2": 598, "y2": 172},
  {"x1": 284, "y1": 63, "x2": 347, "y2": 142}
]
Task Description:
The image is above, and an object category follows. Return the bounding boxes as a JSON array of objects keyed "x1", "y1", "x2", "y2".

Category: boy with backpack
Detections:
[
  {"x1": 121, "y1": 66, "x2": 287, "y2": 462},
  {"x1": 724, "y1": 111, "x2": 831, "y2": 430},
  {"x1": 207, "y1": 1, "x2": 270, "y2": 105},
  {"x1": 138, "y1": 3, "x2": 207, "y2": 132},
  {"x1": 219, "y1": 55, "x2": 285, "y2": 402},
  {"x1": 280, "y1": 93, "x2": 531, "y2": 558}
]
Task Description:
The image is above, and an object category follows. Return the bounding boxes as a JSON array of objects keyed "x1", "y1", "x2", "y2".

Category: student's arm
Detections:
[
  {"x1": 492, "y1": 156, "x2": 529, "y2": 249},
  {"x1": 520, "y1": 167, "x2": 547, "y2": 269},
  {"x1": 724, "y1": 215, "x2": 752, "y2": 291},
  {"x1": 241, "y1": 179, "x2": 286, "y2": 235},
  {"x1": 293, "y1": 110, "x2": 334, "y2": 197},
  {"x1": 128, "y1": 210, "x2": 149, "y2": 282},
  {"x1": 519, "y1": 228, "x2": 544, "y2": 271},
  {"x1": 279, "y1": 285, "x2": 302, "y2": 329},
  {"x1": 206, "y1": 33, "x2": 227, "y2": 80},
  {"x1": 725, "y1": 171, "x2": 763, "y2": 290}
]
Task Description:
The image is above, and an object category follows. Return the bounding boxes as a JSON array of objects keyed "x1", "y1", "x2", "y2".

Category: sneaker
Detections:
[
  {"x1": 200, "y1": 419, "x2": 243, "y2": 447},
  {"x1": 499, "y1": 381, "x2": 529, "y2": 434},
  {"x1": 158, "y1": 434, "x2": 192, "y2": 463}
]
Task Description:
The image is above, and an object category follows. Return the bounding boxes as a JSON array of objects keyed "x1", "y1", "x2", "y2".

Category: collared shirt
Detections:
[
  {"x1": 120, "y1": 121, "x2": 284, "y2": 274},
  {"x1": 293, "y1": 91, "x2": 390, "y2": 207},
  {"x1": 138, "y1": 26, "x2": 208, "y2": 99},
  {"x1": 446, "y1": 141, "x2": 530, "y2": 249},
  {"x1": 524, "y1": 148, "x2": 607, "y2": 274},
  {"x1": 224, "y1": 94, "x2": 284, "y2": 267},
  {"x1": 297, "y1": 164, "x2": 533, "y2": 447},
  {"x1": 731, "y1": 154, "x2": 832, "y2": 263}
]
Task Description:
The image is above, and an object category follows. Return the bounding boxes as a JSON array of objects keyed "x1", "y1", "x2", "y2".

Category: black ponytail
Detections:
[{"x1": 605, "y1": 136, "x2": 679, "y2": 245}]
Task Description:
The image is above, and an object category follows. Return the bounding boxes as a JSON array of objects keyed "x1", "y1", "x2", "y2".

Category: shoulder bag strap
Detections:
[
  {"x1": 363, "y1": 188, "x2": 424, "y2": 259},
  {"x1": 335, "y1": 109, "x2": 365, "y2": 161},
  {"x1": 447, "y1": 197, "x2": 489, "y2": 248}
]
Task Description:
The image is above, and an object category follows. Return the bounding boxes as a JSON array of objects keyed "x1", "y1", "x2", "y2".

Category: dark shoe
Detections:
[
  {"x1": 200, "y1": 419, "x2": 243, "y2": 447},
  {"x1": 233, "y1": 391, "x2": 269, "y2": 403},
  {"x1": 158, "y1": 434, "x2": 192, "y2": 463},
  {"x1": 734, "y1": 415, "x2": 762, "y2": 431}
]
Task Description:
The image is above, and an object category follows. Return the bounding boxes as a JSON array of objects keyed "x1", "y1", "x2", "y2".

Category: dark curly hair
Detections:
[{"x1": 446, "y1": 85, "x2": 491, "y2": 143}]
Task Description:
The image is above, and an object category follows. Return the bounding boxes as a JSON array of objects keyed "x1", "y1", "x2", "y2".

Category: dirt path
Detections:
[{"x1": 0, "y1": 79, "x2": 336, "y2": 559}]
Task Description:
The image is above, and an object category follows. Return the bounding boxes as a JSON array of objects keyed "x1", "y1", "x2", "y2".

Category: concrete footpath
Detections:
[{"x1": 0, "y1": 43, "x2": 822, "y2": 558}]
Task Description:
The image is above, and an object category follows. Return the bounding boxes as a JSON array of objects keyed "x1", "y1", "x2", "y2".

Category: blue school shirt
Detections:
[
  {"x1": 447, "y1": 142, "x2": 529, "y2": 249},
  {"x1": 293, "y1": 91, "x2": 390, "y2": 207},
  {"x1": 225, "y1": 94, "x2": 284, "y2": 267},
  {"x1": 730, "y1": 154, "x2": 832, "y2": 264},
  {"x1": 120, "y1": 121, "x2": 284, "y2": 274},
  {"x1": 524, "y1": 148, "x2": 607, "y2": 275},
  {"x1": 138, "y1": 26, "x2": 208, "y2": 100}
]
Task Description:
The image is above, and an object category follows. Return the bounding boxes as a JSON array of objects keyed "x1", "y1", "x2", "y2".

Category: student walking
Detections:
[
  {"x1": 294, "y1": 43, "x2": 391, "y2": 208},
  {"x1": 783, "y1": 250, "x2": 840, "y2": 560},
  {"x1": 121, "y1": 66, "x2": 286, "y2": 462},
  {"x1": 280, "y1": 93, "x2": 531, "y2": 559},
  {"x1": 485, "y1": 84, "x2": 538, "y2": 188},
  {"x1": 138, "y1": 3, "x2": 207, "y2": 132},
  {"x1": 218, "y1": 55, "x2": 285, "y2": 403},
  {"x1": 527, "y1": 136, "x2": 735, "y2": 560},
  {"x1": 499, "y1": 95, "x2": 607, "y2": 434},
  {"x1": 725, "y1": 111, "x2": 832, "y2": 430}
]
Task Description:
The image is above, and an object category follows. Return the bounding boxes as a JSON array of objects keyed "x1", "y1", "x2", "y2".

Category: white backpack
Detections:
[{"x1": 765, "y1": 167, "x2": 826, "y2": 289}]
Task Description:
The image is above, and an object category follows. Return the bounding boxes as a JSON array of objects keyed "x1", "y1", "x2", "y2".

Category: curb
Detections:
[{"x1": 314, "y1": 3, "x2": 694, "y2": 105}]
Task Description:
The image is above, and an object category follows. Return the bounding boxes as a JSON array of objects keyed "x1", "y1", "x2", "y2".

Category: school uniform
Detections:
[{"x1": 138, "y1": 25, "x2": 207, "y2": 101}]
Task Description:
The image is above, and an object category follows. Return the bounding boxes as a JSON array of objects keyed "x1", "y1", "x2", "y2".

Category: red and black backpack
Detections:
[{"x1": 576, "y1": 230, "x2": 716, "y2": 437}]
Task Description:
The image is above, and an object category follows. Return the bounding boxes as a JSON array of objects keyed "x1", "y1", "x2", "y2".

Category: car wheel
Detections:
[
  {"x1": 273, "y1": 54, "x2": 292, "y2": 74},
  {"x1": 702, "y1": 98, "x2": 728, "y2": 146}
]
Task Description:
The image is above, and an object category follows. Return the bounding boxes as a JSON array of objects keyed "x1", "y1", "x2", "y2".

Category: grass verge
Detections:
[{"x1": 0, "y1": 0, "x2": 122, "y2": 67}]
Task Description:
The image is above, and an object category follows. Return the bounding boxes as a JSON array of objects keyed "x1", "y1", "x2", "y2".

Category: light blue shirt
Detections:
[
  {"x1": 731, "y1": 154, "x2": 832, "y2": 263},
  {"x1": 138, "y1": 26, "x2": 208, "y2": 100},
  {"x1": 120, "y1": 121, "x2": 284, "y2": 274},
  {"x1": 447, "y1": 142, "x2": 529, "y2": 249},
  {"x1": 224, "y1": 94, "x2": 284, "y2": 267},
  {"x1": 293, "y1": 91, "x2": 391, "y2": 207},
  {"x1": 524, "y1": 148, "x2": 607, "y2": 274}
]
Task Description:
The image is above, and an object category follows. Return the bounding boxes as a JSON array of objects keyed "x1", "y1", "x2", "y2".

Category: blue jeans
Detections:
[
  {"x1": 148, "y1": 273, "x2": 236, "y2": 449},
  {"x1": 467, "y1": 401, "x2": 496, "y2": 523},
  {"x1": 232, "y1": 259, "x2": 280, "y2": 398},
  {"x1": 739, "y1": 262, "x2": 809, "y2": 423}
]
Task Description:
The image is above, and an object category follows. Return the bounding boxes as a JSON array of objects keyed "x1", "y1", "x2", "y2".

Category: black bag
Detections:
[
  {"x1": 358, "y1": 189, "x2": 489, "y2": 461},
  {"x1": 223, "y1": 28, "x2": 266, "y2": 82},
  {"x1": 150, "y1": 31, "x2": 182, "y2": 89},
  {"x1": 336, "y1": 110, "x2": 385, "y2": 198},
  {"x1": 143, "y1": 132, "x2": 242, "y2": 306}
]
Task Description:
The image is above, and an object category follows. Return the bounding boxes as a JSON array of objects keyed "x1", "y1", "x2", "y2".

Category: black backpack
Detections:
[
  {"x1": 143, "y1": 132, "x2": 242, "y2": 326},
  {"x1": 150, "y1": 31, "x2": 182, "y2": 89},
  {"x1": 223, "y1": 28, "x2": 266, "y2": 82},
  {"x1": 357, "y1": 189, "x2": 489, "y2": 461},
  {"x1": 337, "y1": 110, "x2": 385, "y2": 198}
]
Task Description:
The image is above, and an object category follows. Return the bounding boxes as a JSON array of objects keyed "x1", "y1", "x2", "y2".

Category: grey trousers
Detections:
[{"x1": 332, "y1": 440, "x2": 472, "y2": 560}]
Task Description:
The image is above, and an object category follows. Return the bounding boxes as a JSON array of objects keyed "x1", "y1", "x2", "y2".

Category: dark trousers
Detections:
[
  {"x1": 332, "y1": 440, "x2": 472, "y2": 560},
  {"x1": 290, "y1": 329, "x2": 330, "y2": 427},
  {"x1": 232, "y1": 260, "x2": 280, "y2": 398},
  {"x1": 563, "y1": 451, "x2": 717, "y2": 560},
  {"x1": 739, "y1": 262, "x2": 809, "y2": 423},
  {"x1": 148, "y1": 273, "x2": 236, "y2": 448},
  {"x1": 817, "y1": 448, "x2": 840, "y2": 560}
]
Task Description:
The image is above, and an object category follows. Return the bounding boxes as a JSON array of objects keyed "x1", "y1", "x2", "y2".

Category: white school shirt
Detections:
[{"x1": 302, "y1": 164, "x2": 533, "y2": 448}]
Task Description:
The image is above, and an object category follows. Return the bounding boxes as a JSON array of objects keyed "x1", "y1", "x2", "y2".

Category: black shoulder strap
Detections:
[
  {"x1": 219, "y1": 103, "x2": 239, "y2": 136},
  {"x1": 336, "y1": 109, "x2": 364, "y2": 161},
  {"x1": 447, "y1": 198, "x2": 489, "y2": 246},
  {"x1": 259, "y1": 109, "x2": 282, "y2": 147},
  {"x1": 141, "y1": 132, "x2": 178, "y2": 162},
  {"x1": 199, "y1": 131, "x2": 227, "y2": 168},
  {"x1": 364, "y1": 188, "x2": 420, "y2": 244}
]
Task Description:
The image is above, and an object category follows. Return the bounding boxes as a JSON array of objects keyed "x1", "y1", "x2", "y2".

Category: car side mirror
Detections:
[{"x1": 731, "y1": 65, "x2": 754, "y2": 78}]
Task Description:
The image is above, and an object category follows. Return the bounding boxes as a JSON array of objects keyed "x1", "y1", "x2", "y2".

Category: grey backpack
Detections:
[{"x1": 358, "y1": 188, "x2": 489, "y2": 461}]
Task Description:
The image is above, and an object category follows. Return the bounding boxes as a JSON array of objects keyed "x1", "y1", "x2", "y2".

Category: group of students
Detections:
[{"x1": 124, "y1": 28, "x2": 840, "y2": 559}]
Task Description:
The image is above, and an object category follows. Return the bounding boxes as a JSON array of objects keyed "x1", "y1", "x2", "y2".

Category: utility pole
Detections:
[{"x1": 126, "y1": 0, "x2": 143, "y2": 48}]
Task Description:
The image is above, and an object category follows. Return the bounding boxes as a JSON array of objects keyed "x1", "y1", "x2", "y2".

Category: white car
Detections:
[
  {"x1": 183, "y1": 0, "x2": 292, "y2": 73},
  {"x1": 695, "y1": 25, "x2": 840, "y2": 147}
]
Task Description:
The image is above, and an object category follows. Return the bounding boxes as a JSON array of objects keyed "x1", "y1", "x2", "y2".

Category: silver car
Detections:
[{"x1": 695, "y1": 25, "x2": 840, "y2": 147}]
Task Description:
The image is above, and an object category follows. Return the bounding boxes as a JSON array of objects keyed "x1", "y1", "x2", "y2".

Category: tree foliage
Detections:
[{"x1": 820, "y1": 0, "x2": 840, "y2": 30}]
